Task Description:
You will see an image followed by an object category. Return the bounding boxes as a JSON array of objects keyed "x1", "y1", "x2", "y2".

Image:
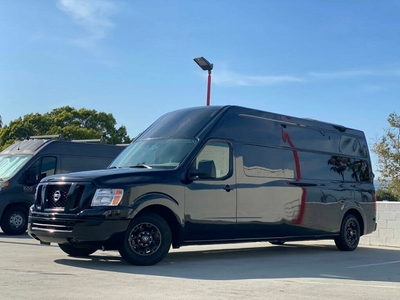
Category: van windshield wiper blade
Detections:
[{"x1": 129, "y1": 163, "x2": 152, "y2": 169}]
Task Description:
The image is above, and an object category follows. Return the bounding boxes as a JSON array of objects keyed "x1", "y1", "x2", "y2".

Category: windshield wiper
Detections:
[{"x1": 129, "y1": 163, "x2": 152, "y2": 169}]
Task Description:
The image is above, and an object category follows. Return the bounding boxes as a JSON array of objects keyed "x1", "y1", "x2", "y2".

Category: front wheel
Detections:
[
  {"x1": 118, "y1": 213, "x2": 172, "y2": 266},
  {"x1": 334, "y1": 214, "x2": 361, "y2": 251},
  {"x1": 1, "y1": 205, "x2": 29, "y2": 235},
  {"x1": 58, "y1": 244, "x2": 97, "y2": 257}
]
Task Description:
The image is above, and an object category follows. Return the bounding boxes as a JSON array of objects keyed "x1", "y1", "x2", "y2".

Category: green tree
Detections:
[
  {"x1": 375, "y1": 188, "x2": 399, "y2": 201},
  {"x1": 0, "y1": 106, "x2": 132, "y2": 150},
  {"x1": 372, "y1": 112, "x2": 400, "y2": 200}
]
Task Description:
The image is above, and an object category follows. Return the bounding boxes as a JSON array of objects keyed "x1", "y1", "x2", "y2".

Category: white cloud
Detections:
[
  {"x1": 213, "y1": 70, "x2": 304, "y2": 87},
  {"x1": 210, "y1": 66, "x2": 392, "y2": 87},
  {"x1": 308, "y1": 69, "x2": 400, "y2": 79},
  {"x1": 57, "y1": 0, "x2": 117, "y2": 49},
  {"x1": 203, "y1": 66, "x2": 400, "y2": 88}
]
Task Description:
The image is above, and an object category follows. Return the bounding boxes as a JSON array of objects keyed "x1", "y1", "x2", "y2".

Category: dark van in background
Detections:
[
  {"x1": 28, "y1": 106, "x2": 377, "y2": 266},
  {"x1": 0, "y1": 137, "x2": 126, "y2": 235}
]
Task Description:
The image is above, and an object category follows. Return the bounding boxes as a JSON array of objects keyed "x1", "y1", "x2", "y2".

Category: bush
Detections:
[{"x1": 376, "y1": 188, "x2": 399, "y2": 201}]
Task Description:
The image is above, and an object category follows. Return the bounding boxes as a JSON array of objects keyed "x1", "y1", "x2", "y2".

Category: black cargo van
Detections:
[
  {"x1": 0, "y1": 138, "x2": 126, "y2": 235},
  {"x1": 28, "y1": 106, "x2": 377, "y2": 265}
]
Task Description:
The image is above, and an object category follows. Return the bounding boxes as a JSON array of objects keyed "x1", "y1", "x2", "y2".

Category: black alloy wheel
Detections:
[
  {"x1": 119, "y1": 213, "x2": 172, "y2": 266},
  {"x1": 334, "y1": 214, "x2": 361, "y2": 251}
]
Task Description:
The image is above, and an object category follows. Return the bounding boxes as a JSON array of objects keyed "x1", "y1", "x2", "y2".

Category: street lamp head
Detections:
[
  {"x1": 193, "y1": 56, "x2": 213, "y2": 106},
  {"x1": 193, "y1": 57, "x2": 213, "y2": 72}
]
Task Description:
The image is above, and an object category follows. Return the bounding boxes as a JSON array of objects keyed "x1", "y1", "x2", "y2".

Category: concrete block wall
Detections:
[{"x1": 360, "y1": 202, "x2": 400, "y2": 248}]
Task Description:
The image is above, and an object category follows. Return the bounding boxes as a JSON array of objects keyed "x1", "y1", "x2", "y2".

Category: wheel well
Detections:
[
  {"x1": 137, "y1": 205, "x2": 182, "y2": 248},
  {"x1": 1, "y1": 203, "x2": 30, "y2": 219},
  {"x1": 344, "y1": 209, "x2": 365, "y2": 236}
]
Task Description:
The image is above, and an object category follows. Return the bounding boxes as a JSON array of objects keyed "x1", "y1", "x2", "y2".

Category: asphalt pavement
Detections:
[{"x1": 1, "y1": 231, "x2": 400, "y2": 300}]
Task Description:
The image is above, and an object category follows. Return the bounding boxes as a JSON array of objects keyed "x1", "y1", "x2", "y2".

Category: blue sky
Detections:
[{"x1": 1, "y1": 0, "x2": 400, "y2": 176}]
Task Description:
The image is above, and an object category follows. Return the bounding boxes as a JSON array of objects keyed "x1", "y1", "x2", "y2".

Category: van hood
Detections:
[{"x1": 40, "y1": 168, "x2": 177, "y2": 186}]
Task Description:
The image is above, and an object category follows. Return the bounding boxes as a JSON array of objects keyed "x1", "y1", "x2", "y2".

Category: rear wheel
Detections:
[
  {"x1": 1, "y1": 205, "x2": 29, "y2": 235},
  {"x1": 118, "y1": 213, "x2": 172, "y2": 266},
  {"x1": 334, "y1": 214, "x2": 360, "y2": 251},
  {"x1": 58, "y1": 244, "x2": 97, "y2": 257}
]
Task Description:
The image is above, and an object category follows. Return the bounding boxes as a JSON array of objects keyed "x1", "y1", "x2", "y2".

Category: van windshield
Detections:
[
  {"x1": 0, "y1": 154, "x2": 33, "y2": 180},
  {"x1": 109, "y1": 138, "x2": 197, "y2": 169}
]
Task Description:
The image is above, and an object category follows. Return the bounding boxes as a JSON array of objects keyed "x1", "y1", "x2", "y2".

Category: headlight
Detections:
[
  {"x1": 0, "y1": 181, "x2": 9, "y2": 192},
  {"x1": 91, "y1": 189, "x2": 124, "y2": 206}
]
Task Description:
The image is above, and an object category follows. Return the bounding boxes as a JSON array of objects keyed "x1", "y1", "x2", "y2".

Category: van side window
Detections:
[
  {"x1": 24, "y1": 156, "x2": 56, "y2": 185},
  {"x1": 242, "y1": 145, "x2": 371, "y2": 183},
  {"x1": 242, "y1": 145, "x2": 296, "y2": 178},
  {"x1": 41, "y1": 157, "x2": 56, "y2": 177},
  {"x1": 194, "y1": 141, "x2": 231, "y2": 179}
]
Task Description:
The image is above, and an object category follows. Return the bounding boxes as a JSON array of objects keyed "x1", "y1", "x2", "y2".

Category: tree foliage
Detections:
[
  {"x1": 0, "y1": 106, "x2": 132, "y2": 150},
  {"x1": 375, "y1": 188, "x2": 399, "y2": 201},
  {"x1": 372, "y1": 112, "x2": 400, "y2": 199}
]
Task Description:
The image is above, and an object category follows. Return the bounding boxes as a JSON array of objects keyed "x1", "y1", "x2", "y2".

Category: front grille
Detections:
[
  {"x1": 73, "y1": 186, "x2": 85, "y2": 209},
  {"x1": 47, "y1": 185, "x2": 70, "y2": 208},
  {"x1": 34, "y1": 182, "x2": 95, "y2": 212}
]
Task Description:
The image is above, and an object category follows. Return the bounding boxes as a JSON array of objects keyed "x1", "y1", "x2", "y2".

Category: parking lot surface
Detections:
[{"x1": 1, "y1": 231, "x2": 400, "y2": 300}]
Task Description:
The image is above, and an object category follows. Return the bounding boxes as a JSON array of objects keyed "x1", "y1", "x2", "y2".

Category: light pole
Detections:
[{"x1": 193, "y1": 57, "x2": 213, "y2": 106}]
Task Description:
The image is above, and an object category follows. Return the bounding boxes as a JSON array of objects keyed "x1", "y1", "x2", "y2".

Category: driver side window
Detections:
[
  {"x1": 24, "y1": 156, "x2": 56, "y2": 185},
  {"x1": 194, "y1": 141, "x2": 231, "y2": 179}
]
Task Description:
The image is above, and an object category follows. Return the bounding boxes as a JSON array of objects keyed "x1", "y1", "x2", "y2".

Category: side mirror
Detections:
[{"x1": 189, "y1": 160, "x2": 216, "y2": 179}]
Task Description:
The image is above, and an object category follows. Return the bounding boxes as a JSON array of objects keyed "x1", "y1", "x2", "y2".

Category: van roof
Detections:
[
  {"x1": 136, "y1": 105, "x2": 364, "y2": 141},
  {"x1": 1, "y1": 139, "x2": 51, "y2": 155},
  {"x1": 1, "y1": 139, "x2": 126, "y2": 156}
]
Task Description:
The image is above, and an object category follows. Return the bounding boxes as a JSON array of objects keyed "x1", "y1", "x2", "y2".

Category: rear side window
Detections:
[
  {"x1": 242, "y1": 145, "x2": 371, "y2": 182},
  {"x1": 298, "y1": 152, "x2": 371, "y2": 182}
]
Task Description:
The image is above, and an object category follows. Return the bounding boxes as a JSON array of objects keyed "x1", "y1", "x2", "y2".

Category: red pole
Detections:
[{"x1": 206, "y1": 70, "x2": 212, "y2": 106}]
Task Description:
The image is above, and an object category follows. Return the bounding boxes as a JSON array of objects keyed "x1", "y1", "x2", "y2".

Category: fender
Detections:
[
  {"x1": 129, "y1": 192, "x2": 183, "y2": 225},
  {"x1": 0, "y1": 195, "x2": 32, "y2": 218},
  {"x1": 341, "y1": 199, "x2": 367, "y2": 235}
]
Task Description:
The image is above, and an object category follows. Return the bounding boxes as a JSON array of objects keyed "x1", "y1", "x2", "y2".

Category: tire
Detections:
[
  {"x1": 1, "y1": 205, "x2": 29, "y2": 235},
  {"x1": 58, "y1": 244, "x2": 97, "y2": 257},
  {"x1": 334, "y1": 214, "x2": 360, "y2": 251},
  {"x1": 118, "y1": 213, "x2": 172, "y2": 266}
]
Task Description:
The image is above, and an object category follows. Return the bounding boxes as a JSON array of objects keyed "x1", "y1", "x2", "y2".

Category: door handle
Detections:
[{"x1": 223, "y1": 185, "x2": 233, "y2": 192}]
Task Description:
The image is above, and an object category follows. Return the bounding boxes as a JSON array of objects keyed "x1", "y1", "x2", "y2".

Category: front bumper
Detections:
[{"x1": 28, "y1": 209, "x2": 130, "y2": 247}]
